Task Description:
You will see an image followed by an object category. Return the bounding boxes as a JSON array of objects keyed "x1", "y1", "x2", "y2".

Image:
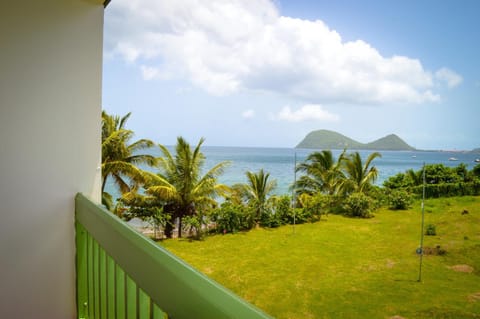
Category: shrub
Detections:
[
  {"x1": 182, "y1": 215, "x2": 203, "y2": 239},
  {"x1": 343, "y1": 193, "x2": 374, "y2": 218},
  {"x1": 425, "y1": 224, "x2": 437, "y2": 236},
  {"x1": 209, "y1": 202, "x2": 253, "y2": 233},
  {"x1": 411, "y1": 181, "x2": 480, "y2": 198},
  {"x1": 300, "y1": 193, "x2": 329, "y2": 220},
  {"x1": 367, "y1": 186, "x2": 388, "y2": 208},
  {"x1": 388, "y1": 189, "x2": 413, "y2": 210},
  {"x1": 259, "y1": 208, "x2": 282, "y2": 228},
  {"x1": 270, "y1": 195, "x2": 294, "y2": 225}
]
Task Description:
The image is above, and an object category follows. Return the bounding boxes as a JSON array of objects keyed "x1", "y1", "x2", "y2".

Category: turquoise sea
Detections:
[{"x1": 106, "y1": 147, "x2": 480, "y2": 198}]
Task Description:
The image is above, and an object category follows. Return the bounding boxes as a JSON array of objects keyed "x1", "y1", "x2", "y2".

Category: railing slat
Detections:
[
  {"x1": 99, "y1": 248, "x2": 107, "y2": 319},
  {"x1": 75, "y1": 193, "x2": 271, "y2": 319},
  {"x1": 87, "y1": 232, "x2": 94, "y2": 318},
  {"x1": 93, "y1": 239, "x2": 100, "y2": 318},
  {"x1": 138, "y1": 289, "x2": 150, "y2": 319},
  {"x1": 107, "y1": 256, "x2": 116, "y2": 319},
  {"x1": 115, "y1": 265, "x2": 126, "y2": 319},
  {"x1": 152, "y1": 303, "x2": 165, "y2": 319},
  {"x1": 126, "y1": 276, "x2": 137, "y2": 319}
]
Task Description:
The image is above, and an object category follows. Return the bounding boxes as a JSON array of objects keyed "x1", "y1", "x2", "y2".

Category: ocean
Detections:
[{"x1": 106, "y1": 147, "x2": 480, "y2": 198}]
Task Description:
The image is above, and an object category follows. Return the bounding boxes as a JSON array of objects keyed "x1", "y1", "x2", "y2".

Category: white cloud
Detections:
[
  {"x1": 140, "y1": 65, "x2": 161, "y2": 80},
  {"x1": 276, "y1": 104, "x2": 339, "y2": 122},
  {"x1": 242, "y1": 109, "x2": 255, "y2": 119},
  {"x1": 105, "y1": 0, "x2": 456, "y2": 104},
  {"x1": 435, "y1": 68, "x2": 463, "y2": 88}
]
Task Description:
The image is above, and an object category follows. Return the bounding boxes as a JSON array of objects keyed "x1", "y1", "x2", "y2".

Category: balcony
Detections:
[{"x1": 75, "y1": 193, "x2": 272, "y2": 319}]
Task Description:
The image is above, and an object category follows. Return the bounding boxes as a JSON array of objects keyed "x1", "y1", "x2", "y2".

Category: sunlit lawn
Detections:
[{"x1": 160, "y1": 196, "x2": 480, "y2": 318}]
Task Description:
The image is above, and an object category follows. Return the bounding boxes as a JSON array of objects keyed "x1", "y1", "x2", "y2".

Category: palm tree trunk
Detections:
[
  {"x1": 164, "y1": 220, "x2": 174, "y2": 238},
  {"x1": 178, "y1": 217, "x2": 182, "y2": 238}
]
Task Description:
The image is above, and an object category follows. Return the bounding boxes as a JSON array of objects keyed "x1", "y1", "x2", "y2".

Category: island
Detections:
[{"x1": 296, "y1": 129, "x2": 416, "y2": 151}]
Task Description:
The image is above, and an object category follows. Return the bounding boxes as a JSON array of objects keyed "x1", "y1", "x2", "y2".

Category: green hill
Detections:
[
  {"x1": 296, "y1": 130, "x2": 362, "y2": 149},
  {"x1": 365, "y1": 134, "x2": 415, "y2": 151},
  {"x1": 296, "y1": 130, "x2": 415, "y2": 150}
]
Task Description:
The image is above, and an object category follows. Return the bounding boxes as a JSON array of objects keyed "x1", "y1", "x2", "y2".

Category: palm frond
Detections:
[{"x1": 146, "y1": 185, "x2": 178, "y2": 201}]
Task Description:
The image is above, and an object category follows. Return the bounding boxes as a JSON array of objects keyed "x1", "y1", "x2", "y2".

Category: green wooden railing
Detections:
[{"x1": 75, "y1": 193, "x2": 272, "y2": 319}]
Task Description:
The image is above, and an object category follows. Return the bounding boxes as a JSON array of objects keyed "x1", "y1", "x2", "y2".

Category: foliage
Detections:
[
  {"x1": 384, "y1": 163, "x2": 480, "y2": 198},
  {"x1": 270, "y1": 195, "x2": 294, "y2": 225},
  {"x1": 294, "y1": 149, "x2": 346, "y2": 196},
  {"x1": 101, "y1": 111, "x2": 156, "y2": 203},
  {"x1": 343, "y1": 151, "x2": 382, "y2": 194},
  {"x1": 297, "y1": 193, "x2": 329, "y2": 221},
  {"x1": 412, "y1": 181, "x2": 480, "y2": 198},
  {"x1": 387, "y1": 189, "x2": 413, "y2": 210},
  {"x1": 238, "y1": 169, "x2": 277, "y2": 225},
  {"x1": 145, "y1": 137, "x2": 230, "y2": 238},
  {"x1": 425, "y1": 224, "x2": 437, "y2": 236},
  {"x1": 382, "y1": 171, "x2": 416, "y2": 189},
  {"x1": 472, "y1": 163, "x2": 480, "y2": 178},
  {"x1": 182, "y1": 215, "x2": 203, "y2": 239},
  {"x1": 209, "y1": 202, "x2": 253, "y2": 234},
  {"x1": 119, "y1": 191, "x2": 169, "y2": 222},
  {"x1": 342, "y1": 193, "x2": 375, "y2": 218}
]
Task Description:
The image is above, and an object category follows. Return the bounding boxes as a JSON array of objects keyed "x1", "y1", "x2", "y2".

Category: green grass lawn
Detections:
[{"x1": 160, "y1": 196, "x2": 480, "y2": 319}]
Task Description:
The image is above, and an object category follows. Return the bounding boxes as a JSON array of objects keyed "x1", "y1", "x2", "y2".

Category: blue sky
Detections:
[{"x1": 103, "y1": 0, "x2": 479, "y2": 150}]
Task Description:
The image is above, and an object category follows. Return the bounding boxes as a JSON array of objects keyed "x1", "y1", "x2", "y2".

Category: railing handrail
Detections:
[{"x1": 75, "y1": 193, "x2": 272, "y2": 319}]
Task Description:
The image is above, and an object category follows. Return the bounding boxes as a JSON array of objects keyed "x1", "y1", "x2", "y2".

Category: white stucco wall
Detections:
[{"x1": 0, "y1": 1, "x2": 104, "y2": 317}]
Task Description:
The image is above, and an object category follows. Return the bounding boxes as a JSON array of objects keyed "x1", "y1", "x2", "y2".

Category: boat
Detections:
[
  {"x1": 475, "y1": 158, "x2": 480, "y2": 163},
  {"x1": 448, "y1": 157, "x2": 458, "y2": 161}
]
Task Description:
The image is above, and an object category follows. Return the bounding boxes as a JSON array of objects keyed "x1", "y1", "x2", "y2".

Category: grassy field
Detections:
[{"x1": 160, "y1": 196, "x2": 480, "y2": 319}]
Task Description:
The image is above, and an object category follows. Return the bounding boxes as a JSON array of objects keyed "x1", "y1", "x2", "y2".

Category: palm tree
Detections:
[
  {"x1": 145, "y1": 137, "x2": 230, "y2": 238},
  {"x1": 101, "y1": 111, "x2": 156, "y2": 209},
  {"x1": 241, "y1": 169, "x2": 277, "y2": 225},
  {"x1": 343, "y1": 151, "x2": 382, "y2": 194},
  {"x1": 295, "y1": 150, "x2": 346, "y2": 196}
]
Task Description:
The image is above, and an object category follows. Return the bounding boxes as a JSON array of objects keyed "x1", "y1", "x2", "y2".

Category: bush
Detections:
[
  {"x1": 366, "y1": 186, "x2": 389, "y2": 208},
  {"x1": 411, "y1": 181, "x2": 480, "y2": 198},
  {"x1": 210, "y1": 202, "x2": 253, "y2": 233},
  {"x1": 270, "y1": 195, "x2": 294, "y2": 225},
  {"x1": 388, "y1": 189, "x2": 413, "y2": 210},
  {"x1": 343, "y1": 193, "x2": 374, "y2": 218},
  {"x1": 259, "y1": 208, "x2": 282, "y2": 228},
  {"x1": 182, "y1": 215, "x2": 203, "y2": 239},
  {"x1": 300, "y1": 193, "x2": 329, "y2": 220},
  {"x1": 425, "y1": 224, "x2": 437, "y2": 236}
]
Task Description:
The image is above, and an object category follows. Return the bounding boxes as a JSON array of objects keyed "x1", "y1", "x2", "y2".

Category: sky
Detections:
[{"x1": 102, "y1": 0, "x2": 480, "y2": 150}]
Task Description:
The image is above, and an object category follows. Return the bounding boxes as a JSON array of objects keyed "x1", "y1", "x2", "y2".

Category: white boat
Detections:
[
  {"x1": 475, "y1": 158, "x2": 480, "y2": 163},
  {"x1": 448, "y1": 157, "x2": 458, "y2": 161}
]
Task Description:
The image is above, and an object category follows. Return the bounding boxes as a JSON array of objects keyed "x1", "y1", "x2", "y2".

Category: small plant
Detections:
[
  {"x1": 387, "y1": 189, "x2": 413, "y2": 210},
  {"x1": 425, "y1": 224, "x2": 437, "y2": 236},
  {"x1": 343, "y1": 193, "x2": 374, "y2": 218}
]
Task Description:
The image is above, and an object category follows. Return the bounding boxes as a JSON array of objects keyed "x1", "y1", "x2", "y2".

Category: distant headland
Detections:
[{"x1": 296, "y1": 129, "x2": 416, "y2": 151}]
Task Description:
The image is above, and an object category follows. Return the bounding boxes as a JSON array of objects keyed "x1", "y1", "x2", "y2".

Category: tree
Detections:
[
  {"x1": 241, "y1": 169, "x2": 277, "y2": 225},
  {"x1": 343, "y1": 151, "x2": 382, "y2": 194},
  {"x1": 101, "y1": 111, "x2": 156, "y2": 210},
  {"x1": 145, "y1": 137, "x2": 230, "y2": 238},
  {"x1": 295, "y1": 150, "x2": 346, "y2": 196}
]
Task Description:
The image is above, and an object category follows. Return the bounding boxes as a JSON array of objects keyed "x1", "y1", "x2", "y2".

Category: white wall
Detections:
[{"x1": 0, "y1": 0, "x2": 104, "y2": 317}]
